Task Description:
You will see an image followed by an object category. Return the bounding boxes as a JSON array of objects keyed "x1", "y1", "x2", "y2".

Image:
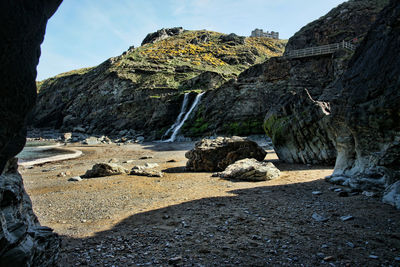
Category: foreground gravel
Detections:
[{"x1": 22, "y1": 142, "x2": 400, "y2": 266}]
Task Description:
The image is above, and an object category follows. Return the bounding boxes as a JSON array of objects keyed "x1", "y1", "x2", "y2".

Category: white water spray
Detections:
[
  {"x1": 162, "y1": 93, "x2": 189, "y2": 140},
  {"x1": 163, "y1": 92, "x2": 205, "y2": 142}
]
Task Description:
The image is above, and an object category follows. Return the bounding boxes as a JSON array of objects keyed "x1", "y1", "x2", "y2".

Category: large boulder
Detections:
[
  {"x1": 82, "y1": 163, "x2": 129, "y2": 178},
  {"x1": 215, "y1": 158, "x2": 280, "y2": 181},
  {"x1": 0, "y1": 0, "x2": 62, "y2": 265},
  {"x1": 325, "y1": 0, "x2": 400, "y2": 195},
  {"x1": 185, "y1": 136, "x2": 266, "y2": 172}
]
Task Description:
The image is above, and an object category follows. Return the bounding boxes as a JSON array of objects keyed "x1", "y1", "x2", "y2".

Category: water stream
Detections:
[
  {"x1": 163, "y1": 92, "x2": 205, "y2": 142},
  {"x1": 162, "y1": 93, "x2": 190, "y2": 140}
]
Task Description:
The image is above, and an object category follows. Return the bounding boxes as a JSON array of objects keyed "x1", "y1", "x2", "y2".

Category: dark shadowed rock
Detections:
[
  {"x1": 185, "y1": 137, "x2": 266, "y2": 172},
  {"x1": 285, "y1": 0, "x2": 390, "y2": 51},
  {"x1": 0, "y1": 159, "x2": 60, "y2": 266},
  {"x1": 141, "y1": 27, "x2": 184, "y2": 46},
  {"x1": 183, "y1": 1, "x2": 385, "y2": 139},
  {"x1": 0, "y1": 0, "x2": 62, "y2": 265},
  {"x1": 264, "y1": 89, "x2": 336, "y2": 165},
  {"x1": 326, "y1": 0, "x2": 400, "y2": 199},
  {"x1": 216, "y1": 158, "x2": 280, "y2": 181},
  {"x1": 83, "y1": 163, "x2": 129, "y2": 178}
]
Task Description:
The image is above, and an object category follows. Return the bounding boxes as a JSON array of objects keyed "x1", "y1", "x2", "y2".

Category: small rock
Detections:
[
  {"x1": 144, "y1": 163, "x2": 159, "y2": 168},
  {"x1": 123, "y1": 160, "x2": 134, "y2": 164},
  {"x1": 57, "y1": 172, "x2": 67, "y2": 177},
  {"x1": 323, "y1": 256, "x2": 334, "y2": 262},
  {"x1": 340, "y1": 215, "x2": 354, "y2": 221},
  {"x1": 68, "y1": 176, "x2": 82, "y2": 182},
  {"x1": 139, "y1": 156, "x2": 153, "y2": 160},
  {"x1": 108, "y1": 158, "x2": 119, "y2": 163},
  {"x1": 334, "y1": 188, "x2": 342, "y2": 193},
  {"x1": 346, "y1": 242, "x2": 355, "y2": 248},
  {"x1": 312, "y1": 213, "x2": 329, "y2": 222},
  {"x1": 369, "y1": 255, "x2": 379, "y2": 259},
  {"x1": 338, "y1": 191, "x2": 349, "y2": 197},
  {"x1": 362, "y1": 191, "x2": 376, "y2": 197},
  {"x1": 312, "y1": 191, "x2": 322, "y2": 195},
  {"x1": 395, "y1": 257, "x2": 400, "y2": 261},
  {"x1": 167, "y1": 159, "x2": 177, "y2": 163},
  {"x1": 168, "y1": 256, "x2": 182, "y2": 264}
]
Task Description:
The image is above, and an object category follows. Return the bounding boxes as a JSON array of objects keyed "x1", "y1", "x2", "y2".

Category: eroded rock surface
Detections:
[
  {"x1": 215, "y1": 158, "x2": 280, "y2": 181},
  {"x1": 184, "y1": 0, "x2": 385, "y2": 141},
  {"x1": 0, "y1": 159, "x2": 60, "y2": 266},
  {"x1": 185, "y1": 137, "x2": 266, "y2": 172},
  {"x1": 326, "y1": 0, "x2": 400, "y2": 195},
  {"x1": 0, "y1": 0, "x2": 62, "y2": 265},
  {"x1": 264, "y1": 89, "x2": 335, "y2": 165}
]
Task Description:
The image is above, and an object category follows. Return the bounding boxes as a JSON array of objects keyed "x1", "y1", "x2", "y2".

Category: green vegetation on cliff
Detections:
[{"x1": 34, "y1": 29, "x2": 286, "y2": 136}]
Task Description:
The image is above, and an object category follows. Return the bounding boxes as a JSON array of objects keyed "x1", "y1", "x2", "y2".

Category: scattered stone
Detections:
[
  {"x1": 82, "y1": 163, "x2": 128, "y2": 178},
  {"x1": 362, "y1": 191, "x2": 376, "y2": 197},
  {"x1": 83, "y1": 137, "x2": 100, "y2": 145},
  {"x1": 312, "y1": 213, "x2": 329, "y2": 222},
  {"x1": 168, "y1": 256, "x2": 183, "y2": 264},
  {"x1": 136, "y1": 136, "x2": 145, "y2": 143},
  {"x1": 334, "y1": 188, "x2": 343, "y2": 193},
  {"x1": 215, "y1": 158, "x2": 280, "y2": 181},
  {"x1": 395, "y1": 257, "x2": 400, "y2": 261},
  {"x1": 338, "y1": 191, "x2": 349, "y2": 197},
  {"x1": 139, "y1": 156, "x2": 153, "y2": 160},
  {"x1": 144, "y1": 163, "x2": 159, "y2": 168},
  {"x1": 382, "y1": 181, "x2": 400, "y2": 209},
  {"x1": 369, "y1": 255, "x2": 379, "y2": 259},
  {"x1": 186, "y1": 136, "x2": 267, "y2": 172},
  {"x1": 108, "y1": 158, "x2": 119, "y2": 163},
  {"x1": 57, "y1": 172, "x2": 67, "y2": 177},
  {"x1": 167, "y1": 159, "x2": 177, "y2": 163},
  {"x1": 340, "y1": 215, "x2": 354, "y2": 222},
  {"x1": 346, "y1": 242, "x2": 355, "y2": 248},
  {"x1": 312, "y1": 191, "x2": 322, "y2": 195},
  {"x1": 323, "y1": 256, "x2": 334, "y2": 261},
  {"x1": 123, "y1": 160, "x2": 134, "y2": 164},
  {"x1": 68, "y1": 176, "x2": 82, "y2": 182}
]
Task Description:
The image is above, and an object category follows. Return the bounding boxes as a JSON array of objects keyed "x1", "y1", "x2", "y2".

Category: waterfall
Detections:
[
  {"x1": 163, "y1": 92, "x2": 205, "y2": 142},
  {"x1": 162, "y1": 93, "x2": 189, "y2": 140}
]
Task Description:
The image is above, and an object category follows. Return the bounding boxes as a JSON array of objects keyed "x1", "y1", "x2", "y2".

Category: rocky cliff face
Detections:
[
  {"x1": 185, "y1": 0, "x2": 385, "y2": 149},
  {"x1": 325, "y1": 0, "x2": 400, "y2": 194},
  {"x1": 0, "y1": 0, "x2": 62, "y2": 265},
  {"x1": 285, "y1": 0, "x2": 389, "y2": 51},
  {"x1": 33, "y1": 29, "x2": 286, "y2": 139}
]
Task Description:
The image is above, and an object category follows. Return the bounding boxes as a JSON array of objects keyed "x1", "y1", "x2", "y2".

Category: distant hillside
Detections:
[{"x1": 33, "y1": 29, "x2": 286, "y2": 138}]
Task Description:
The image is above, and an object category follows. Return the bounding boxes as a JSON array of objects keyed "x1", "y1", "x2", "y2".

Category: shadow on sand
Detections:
[{"x1": 60, "y1": 178, "x2": 400, "y2": 266}]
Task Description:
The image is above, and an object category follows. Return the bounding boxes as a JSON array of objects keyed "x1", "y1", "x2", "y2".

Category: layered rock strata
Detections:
[
  {"x1": 0, "y1": 0, "x2": 62, "y2": 264},
  {"x1": 326, "y1": 0, "x2": 400, "y2": 193}
]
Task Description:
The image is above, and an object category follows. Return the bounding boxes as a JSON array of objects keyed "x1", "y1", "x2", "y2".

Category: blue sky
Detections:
[{"x1": 37, "y1": 0, "x2": 346, "y2": 81}]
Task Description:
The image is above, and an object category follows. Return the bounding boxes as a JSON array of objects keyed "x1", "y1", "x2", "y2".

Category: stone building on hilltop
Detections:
[{"x1": 251, "y1": 28, "x2": 279, "y2": 39}]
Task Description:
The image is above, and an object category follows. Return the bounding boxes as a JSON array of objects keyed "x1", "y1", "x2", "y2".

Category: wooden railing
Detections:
[{"x1": 284, "y1": 40, "x2": 356, "y2": 59}]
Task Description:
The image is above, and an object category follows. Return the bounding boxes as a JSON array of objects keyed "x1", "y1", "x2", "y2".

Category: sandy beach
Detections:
[{"x1": 21, "y1": 141, "x2": 400, "y2": 266}]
